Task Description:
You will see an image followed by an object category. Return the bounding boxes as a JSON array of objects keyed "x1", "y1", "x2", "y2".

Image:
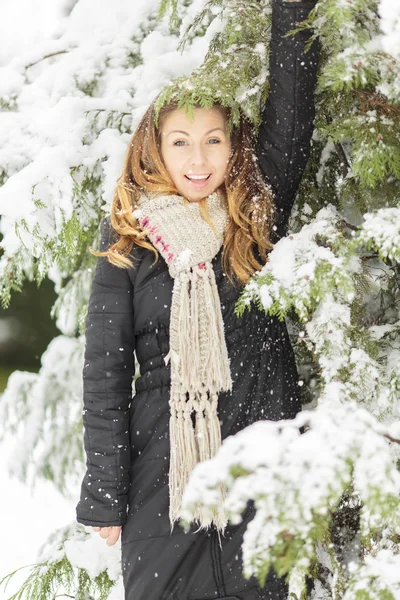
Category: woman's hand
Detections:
[{"x1": 92, "y1": 525, "x2": 122, "y2": 546}]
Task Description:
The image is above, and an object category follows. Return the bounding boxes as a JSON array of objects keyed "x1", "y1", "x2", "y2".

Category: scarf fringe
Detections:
[
  {"x1": 167, "y1": 263, "x2": 232, "y2": 534},
  {"x1": 197, "y1": 263, "x2": 231, "y2": 389},
  {"x1": 168, "y1": 393, "x2": 229, "y2": 534}
]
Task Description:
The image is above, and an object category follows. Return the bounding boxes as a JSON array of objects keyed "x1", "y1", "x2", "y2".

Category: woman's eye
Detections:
[{"x1": 173, "y1": 138, "x2": 220, "y2": 147}]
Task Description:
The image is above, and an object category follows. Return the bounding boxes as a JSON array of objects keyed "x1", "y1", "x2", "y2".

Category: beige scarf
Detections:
[{"x1": 135, "y1": 189, "x2": 232, "y2": 534}]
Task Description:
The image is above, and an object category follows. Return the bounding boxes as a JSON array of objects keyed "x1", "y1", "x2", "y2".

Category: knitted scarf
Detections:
[{"x1": 135, "y1": 189, "x2": 232, "y2": 534}]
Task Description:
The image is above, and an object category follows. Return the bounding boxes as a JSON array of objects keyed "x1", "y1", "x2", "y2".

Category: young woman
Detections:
[{"x1": 75, "y1": 1, "x2": 320, "y2": 599}]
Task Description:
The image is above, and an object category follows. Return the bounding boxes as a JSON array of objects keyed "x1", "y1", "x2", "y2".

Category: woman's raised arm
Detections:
[
  {"x1": 256, "y1": 0, "x2": 320, "y2": 241},
  {"x1": 75, "y1": 217, "x2": 135, "y2": 527}
]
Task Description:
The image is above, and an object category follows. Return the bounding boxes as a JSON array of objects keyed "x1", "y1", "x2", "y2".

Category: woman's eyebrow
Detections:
[{"x1": 167, "y1": 127, "x2": 225, "y2": 137}]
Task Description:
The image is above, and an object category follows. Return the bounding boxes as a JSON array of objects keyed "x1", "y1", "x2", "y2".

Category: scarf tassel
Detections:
[
  {"x1": 169, "y1": 389, "x2": 229, "y2": 533},
  {"x1": 166, "y1": 262, "x2": 231, "y2": 534},
  {"x1": 195, "y1": 264, "x2": 232, "y2": 392},
  {"x1": 169, "y1": 393, "x2": 198, "y2": 529}
]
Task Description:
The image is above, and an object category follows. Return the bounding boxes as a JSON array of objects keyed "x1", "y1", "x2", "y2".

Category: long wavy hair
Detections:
[{"x1": 92, "y1": 94, "x2": 276, "y2": 285}]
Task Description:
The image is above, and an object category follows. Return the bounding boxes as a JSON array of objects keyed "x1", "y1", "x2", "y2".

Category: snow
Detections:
[
  {"x1": 379, "y1": 0, "x2": 400, "y2": 58},
  {"x1": 344, "y1": 550, "x2": 400, "y2": 599},
  {"x1": 357, "y1": 207, "x2": 400, "y2": 263},
  {"x1": 0, "y1": 440, "x2": 77, "y2": 600},
  {"x1": 0, "y1": 0, "x2": 63, "y2": 67},
  {"x1": 0, "y1": 0, "x2": 215, "y2": 293},
  {"x1": 1, "y1": 0, "x2": 400, "y2": 597},
  {"x1": 181, "y1": 400, "x2": 400, "y2": 596},
  {"x1": 239, "y1": 204, "x2": 358, "y2": 322},
  {"x1": 63, "y1": 529, "x2": 121, "y2": 581},
  {"x1": 236, "y1": 203, "x2": 400, "y2": 419},
  {"x1": 0, "y1": 336, "x2": 90, "y2": 505},
  {"x1": 176, "y1": 247, "x2": 193, "y2": 270}
]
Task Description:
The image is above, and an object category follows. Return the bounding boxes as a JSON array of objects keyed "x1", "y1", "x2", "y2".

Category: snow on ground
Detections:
[{"x1": 0, "y1": 434, "x2": 79, "y2": 600}]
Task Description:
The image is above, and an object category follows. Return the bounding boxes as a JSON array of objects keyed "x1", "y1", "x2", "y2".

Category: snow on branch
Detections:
[
  {"x1": 0, "y1": 523, "x2": 124, "y2": 600},
  {"x1": 235, "y1": 203, "x2": 400, "y2": 419},
  {"x1": 180, "y1": 400, "x2": 400, "y2": 599},
  {"x1": 0, "y1": 336, "x2": 85, "y2": 493},
  {"x1": 352, "y1": 206, "x2": 400, "y2": 264}
]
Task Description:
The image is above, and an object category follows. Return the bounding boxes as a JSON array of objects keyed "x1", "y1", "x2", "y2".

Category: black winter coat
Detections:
[{"x1": 76, "y1": 1, "x2": 320, "y2": 598}]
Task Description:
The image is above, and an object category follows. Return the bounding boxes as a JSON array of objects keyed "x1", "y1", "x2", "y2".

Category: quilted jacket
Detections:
[{"x1": 76, "y1": 1, "x2": 320, "y2": 598}]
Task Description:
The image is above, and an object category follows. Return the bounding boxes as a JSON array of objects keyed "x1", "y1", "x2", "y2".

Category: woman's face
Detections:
[{"x1": 159, "y1": 106, "x2": 231, "y2": 202}]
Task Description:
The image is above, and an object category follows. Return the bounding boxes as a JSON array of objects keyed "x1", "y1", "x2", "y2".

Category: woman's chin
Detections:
[{"x1": 178, "y1": 185, "x2": 219, "y2": 202}]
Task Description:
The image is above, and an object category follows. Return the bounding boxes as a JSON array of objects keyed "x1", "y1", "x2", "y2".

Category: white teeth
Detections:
[{"x1": 187, "y1": 174, "x2": 210, "y2": 180}]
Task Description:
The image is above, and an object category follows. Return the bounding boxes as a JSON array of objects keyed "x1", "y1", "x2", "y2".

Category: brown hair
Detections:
[{"x1": 92, "y1": 94, "x2": 276, "y2": 285}]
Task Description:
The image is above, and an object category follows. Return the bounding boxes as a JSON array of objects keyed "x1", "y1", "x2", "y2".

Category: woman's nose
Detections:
[{"x1": 188, "y1": 145, "x2": 208, "y2": 166}]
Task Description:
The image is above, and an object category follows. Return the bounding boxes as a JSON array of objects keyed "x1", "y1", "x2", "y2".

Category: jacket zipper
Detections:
[{"x1": 210, "y1": 527, "x2": 226, "y2": 597}]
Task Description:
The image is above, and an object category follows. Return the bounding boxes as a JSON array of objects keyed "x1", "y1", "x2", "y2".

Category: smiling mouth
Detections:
[{"x1": 185, "y1": 174, "x2": 211, "y2": 181}]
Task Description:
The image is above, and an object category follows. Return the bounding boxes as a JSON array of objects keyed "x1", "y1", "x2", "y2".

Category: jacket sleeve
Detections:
[
  {"x1": 256, "y1": 0, "x2": 320, "y2": 241},
  {"x1": 76, "y1": 216, "x2": 135, "y2": 527}
]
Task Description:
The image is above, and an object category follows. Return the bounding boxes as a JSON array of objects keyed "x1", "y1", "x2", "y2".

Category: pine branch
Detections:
[
  {"x1": 355, "y1": 88, "x2": 400, "y2": 119},
  {"x1": 26, "y1": 50, "x2": 69, "y2": 70},
  {"x1": 0, "y1": 527, "x2": 118, "y2": 600},
  {"x1": 384, "y1": 433, "x2": 400, "y2": 445}
]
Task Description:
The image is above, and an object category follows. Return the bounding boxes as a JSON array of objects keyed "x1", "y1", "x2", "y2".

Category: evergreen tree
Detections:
[{"x1": 0, "y1": 0, "x2": 399, "y2": 598}]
